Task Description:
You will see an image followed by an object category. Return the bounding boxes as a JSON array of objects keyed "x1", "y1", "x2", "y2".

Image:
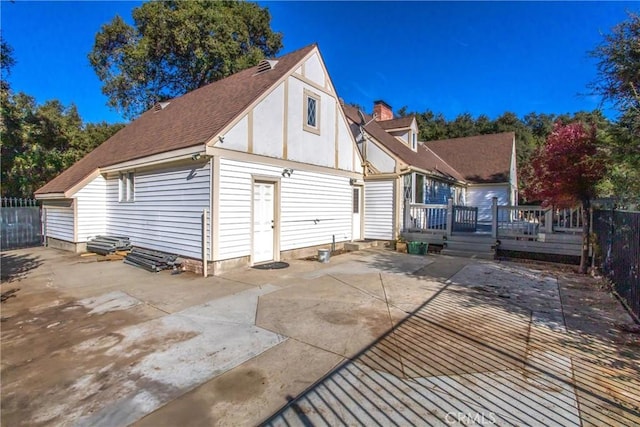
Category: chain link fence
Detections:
[
  {"x1": 1, "y1": 197, "x2": 43, "y2": 250},
  {"x1": 593, "y1": 209, "x2": 640, "y2": 320}
]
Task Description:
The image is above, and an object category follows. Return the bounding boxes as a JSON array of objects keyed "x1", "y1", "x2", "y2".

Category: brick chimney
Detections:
[{"x1": 373, "y1": 100, "x2": 393, "y2": 121}]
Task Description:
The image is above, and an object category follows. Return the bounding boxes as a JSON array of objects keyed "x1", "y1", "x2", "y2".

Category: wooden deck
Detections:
[{"x1": 402, "y1": 199, "x2": 584, "y2": 259}]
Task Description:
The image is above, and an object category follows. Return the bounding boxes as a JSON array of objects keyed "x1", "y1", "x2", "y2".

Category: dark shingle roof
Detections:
[
  {"x1": 424, "y1": 132, "x2": 514, "y2": 184},
  {"x1": 377, "y1": 116, "x2": 414, "y2": 130},
  {"x1": 342, "y1": 105, "x2": 464, "y2": 182},
  {"x1": 36, "y1": 44, "x2": 316, "y2": 195}
]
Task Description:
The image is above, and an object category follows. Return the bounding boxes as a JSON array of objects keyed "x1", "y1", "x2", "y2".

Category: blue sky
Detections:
[{"x1": 2, "y1": 1, "x2": 637, "y2": 124}]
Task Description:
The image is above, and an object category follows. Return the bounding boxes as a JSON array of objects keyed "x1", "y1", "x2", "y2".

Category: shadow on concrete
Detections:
[
  {"x1": 262, "y1": 259, "x2": 640, "y2": 426},
  {"x1": 1, "y1": 252, "x2": 42, "y2": 283},
  {"x1": 347, "y1": 248, "x2": 472, "y2": 279}
]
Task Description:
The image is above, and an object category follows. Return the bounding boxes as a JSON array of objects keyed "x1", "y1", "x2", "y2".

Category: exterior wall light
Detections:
[{"x1": 282, "y1": 168, "x2": 293, "y2": 178}]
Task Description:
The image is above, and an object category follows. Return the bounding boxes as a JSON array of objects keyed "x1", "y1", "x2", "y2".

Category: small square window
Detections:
[{"x1": 303, "y1": 89, "x2": 321, "y2": 135}]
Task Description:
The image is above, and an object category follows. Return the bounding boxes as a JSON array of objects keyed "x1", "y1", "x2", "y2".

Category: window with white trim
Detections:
[
  {"x1": 119, "y1": 172, "x2": 135, "y2": 202},
  {"x1": 303, "y1": 89, "x2": 321, "y2": 135},
  {"x1": 412, "y1": 132, "x2": 417, "y2": 150},
  {"x1": 352, "y1": 188, "x2": 360, "y2": 214}
]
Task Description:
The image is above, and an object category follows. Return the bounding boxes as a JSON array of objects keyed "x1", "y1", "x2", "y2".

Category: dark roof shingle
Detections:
[
  {"x1": 377, "y1": 116, "x2": 414, "y2": 130},
  {"x1": 36, "y1": 44, "x2": 316, "y2": 195},
  {"x1": 424, "y1": 132, "x2": 514, "y2": 184},
  {"x1": 342, "y1": 105, "x2": 464, "y2": 182}
]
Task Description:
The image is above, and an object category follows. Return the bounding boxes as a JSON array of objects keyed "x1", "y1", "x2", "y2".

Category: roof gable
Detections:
[
  {"x1": 36, "y1": 44, "x2": 317, "y2": 196},
  {"x1": 343, "y1": 105, "x2": 464, "y2": 182},
  {"x1": 377, "y1": 116, "x2": 415, "y2": 131},
  {"x1": 424, "y1": 132, "x2": 515, "y2": 184}
]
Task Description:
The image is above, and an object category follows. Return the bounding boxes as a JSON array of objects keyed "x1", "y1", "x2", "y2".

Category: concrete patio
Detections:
[{"x1": 1, "y1": 246, "x2": 638, "y2": 426}]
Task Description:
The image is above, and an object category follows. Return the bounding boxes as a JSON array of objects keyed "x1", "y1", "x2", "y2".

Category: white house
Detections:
[
  {"x1": 35, "y1": 44, "x2": 364, "y2": 274},
  {"x1": 424, "y1": 132, "x2": 518, "y2": 222},
  {"x1": 343, "y1": 101, "x2": 517, "y2": 240}
]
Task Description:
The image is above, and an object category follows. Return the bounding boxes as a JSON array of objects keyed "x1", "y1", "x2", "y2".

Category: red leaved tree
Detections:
[{"x1": 524, "y1": 122, "x2": 605, "y2": 273}]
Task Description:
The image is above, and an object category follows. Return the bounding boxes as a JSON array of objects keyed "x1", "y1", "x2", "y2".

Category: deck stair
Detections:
[{"x1": 441, "y1": 234, "x2": 496, "y2": 260}]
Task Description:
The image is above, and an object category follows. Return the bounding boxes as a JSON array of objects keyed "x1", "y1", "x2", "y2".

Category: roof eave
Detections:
[
  {"x1": 406, "y1": 166, "x2": 466, "y2": 185},
  {"x1": 34, "y1": 192, "x2": 66, "y2": 200},
  {"x1": 102, "y1": 145, "x2": 209, "y2": 173}
]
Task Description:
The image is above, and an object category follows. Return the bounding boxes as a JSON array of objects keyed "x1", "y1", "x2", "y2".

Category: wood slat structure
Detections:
[{"x1": 402, "y1": 197, "x2": 584, "y2": 258}]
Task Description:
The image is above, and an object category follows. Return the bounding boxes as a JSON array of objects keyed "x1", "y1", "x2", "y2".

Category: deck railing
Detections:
[
  {"x1": 404, "y1": 198, "x2": 584, "y2": 239},
  {"x1": 404, "y1": 202, "x2": 447, "y2": 233},
  {"x1": 496, "y1": 205, "x2": 547, "y2": 238},
  {"x1": 452, "y1": 205, "x2": 478, "y2": 232},
  {"x1": 553, "y1": 207, "x2": 584, "y2": 232}
]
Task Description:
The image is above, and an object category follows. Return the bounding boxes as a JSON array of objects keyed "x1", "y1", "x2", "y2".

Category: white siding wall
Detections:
[
  {"x1": 218, "y1": 158, "x2": 353, "y2": 261},
  {"x1": 253, "y1": 84, "x2": 285, "y2": 158},
  {"x1": 219, "y1": 76, "x2": 360, "y2": 173},
  {"x1": 365, "y1": 140, "x2": 396, "y2": 173},
  {"x1": 105, "y1": 162, "x2": 211, "y2": 260},
  {"x1": 45, "y1": 205, "x2": 74, "y2": 242},
  {"x1": 364, "y1": 180, "x2": 395, "y2": 240},
  {"x1": 466, "y1": 185, "x2": 509, "y2": 222},
  {"x1": 75, "y1": 175, "x2": 106, "y2": 241},
  {"x1": 287, "y1": 76, "x2": 336, "y2": 168},
  {"x1": 337, "y1": 110, "x2": 356, "y2": 171},
  {"x1": 390, "y1": 130, "x2": 409, "y2": 144},
  {"x1": 280, "y1": 168, "x2": 352, "y2": 251},
  {"x1": 222, "y1": 115, "x2": 248, "y2": 152},
  {"x1": 303, "y1": 53, "x2": 326, "y2": 87}
]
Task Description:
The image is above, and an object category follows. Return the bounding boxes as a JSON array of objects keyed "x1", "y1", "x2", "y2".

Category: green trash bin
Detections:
[
  {"x1": 419, "y1": 242, "x2": 429, "y2": 255},
  {"x1": 408, "y1": 242, "x2": 428, "y2": 255},
  {"x1": 407, "y1": 241, "x2": 421, "y2": 254}
]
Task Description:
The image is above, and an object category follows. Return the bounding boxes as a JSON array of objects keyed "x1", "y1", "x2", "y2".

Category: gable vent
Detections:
[
  {"x1": 256, "y1": 59, "x2": 278, "y2": 73},
  {"x1": 153, "y1": 101, "x2": 170, "y2": 112}
]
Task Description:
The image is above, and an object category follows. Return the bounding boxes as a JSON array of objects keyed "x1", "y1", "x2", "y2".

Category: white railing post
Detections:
[
  {"x1": 544, "y1": 208, "x2": 553, "y2": 234},
  {"x1": 404, "y1": 199, "x2": 411, "y2": 232},
  {"x1": 491, "y1": 197, "x2": 498, "y2": 239},
  {"x1": 446, "y1": 198, "x2": 453, "y2": 237}
]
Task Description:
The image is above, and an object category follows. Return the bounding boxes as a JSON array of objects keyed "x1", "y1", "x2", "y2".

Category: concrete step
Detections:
[
  {"x1": 441, "y1": 249, "x2": 495, "y2": 260},
  {"x1": 344, "y1": 240, "x2": 381, "y2": 251}
]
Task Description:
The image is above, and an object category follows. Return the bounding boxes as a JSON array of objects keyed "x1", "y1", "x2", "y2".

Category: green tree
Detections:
[
  {"x1": 1, "y1": 35, "x2": 15, "y2": 84},
  {"x1": 524, "y1": 112, "x2": 555, "y2": 142},
  {"x1": 474, "y1": 114, "x2": 494, "y2": 134},
  {"x1": 0, "y1": 92, "x2": 124, "y2": 198},
  {"x1": 597, "y1": 112, "x2": 640, "y2": 205},
  {"x1": 492, "y1": 112, "x2": 537, "y2": 182},
  {"x1": 590, "y1": 12, "x2": 640, "y2": 132},
  {"x1": 446, "y1": 112, "x2": 477, "y2": 138},
  {"x1": 417, "y1": 110, "x2": 448, "y2": 141},
  {"x1": 89, "y1": 0, "x2": 283, "y2": 120},
  {"x1": 589, "y1": 12, "x2": 640, "y2": 203}
]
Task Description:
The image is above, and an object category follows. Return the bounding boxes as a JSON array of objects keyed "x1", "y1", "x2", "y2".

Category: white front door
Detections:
[
  {"x1": 253, "y1": 182, "x2": 275, "y2": 263},
  {"x1": 352, "y1": 187, "x2": 362, "y2": 240}
]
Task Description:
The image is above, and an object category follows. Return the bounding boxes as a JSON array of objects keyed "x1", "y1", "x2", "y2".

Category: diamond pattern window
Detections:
[{"x1": 303, "y1": 89, "x2": 321, "y2": 135}]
